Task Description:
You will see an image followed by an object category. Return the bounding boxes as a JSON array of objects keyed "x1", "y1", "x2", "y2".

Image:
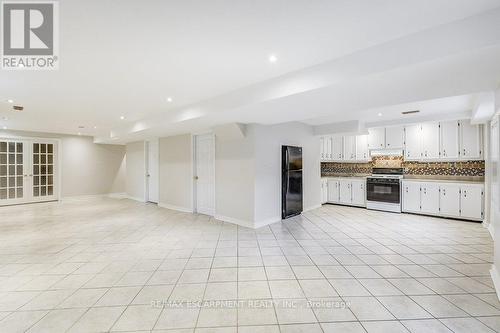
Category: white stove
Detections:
[{"x1": 366, "y1": 168, "x2": 404, "y2": 213}]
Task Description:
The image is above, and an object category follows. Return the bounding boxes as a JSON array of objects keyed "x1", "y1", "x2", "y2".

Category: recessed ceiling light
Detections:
[
  {"x1": 2, "y1": 126, "x2": 6, "y2": 130},
  {"x1": 377, "y1": 112, "x2": 383, "y2": 117},
  {"x1": 269, "y1": 54, "x2": 277, "y2": 63},
  {"x1": 120, "y1": 116, "x2": 125, "y2": 120},
  {"x1": 167, "y1": 97, "x2": 173, "y2": 103},
  {"x1": 77, "y1": 132, "x2": 81, "y2": 136},
  {"x1": 7, "y1": 99, "x2": 13, "y2": 104},
  {"x1": 93, "y1": 126, "x2": 97, "y2": 129}
]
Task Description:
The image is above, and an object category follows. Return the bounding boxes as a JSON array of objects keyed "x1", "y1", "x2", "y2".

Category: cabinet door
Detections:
[
  {"x1": 405, "y1": 125, "x2": 422, "y2": 160},
  {"x1": 351, "y1": 180, "x2": 366, "y2": 206},
  {"x1": 327, "y1": 180, "x2": 340, "y2": 203},
  {"x1": 440, "y1": 121, "x2": 460, "y2": 160},
  {"x1": 421, "y1": 122, "x2": 440, "y2": 160},
  {"x1": 439, "y1": 184, "x2": 460, "y2": 217},
  {"x1": 356, "y1": 135, "x2": 369, "y2": 161},
  {"x1": 460, "y1": 121, "x2": 482, "y2": 160},
  {"x1": 402, "y1": 182, "x2": 421, "y2": 213},
  {"x1": 325, "y1": 136, "x2": 333, "y2": 160},
  {"x1": 368, "y1": 128, "x2": 385, "y2": 149},
  {"x1": 320, "y1": 137, "x2": 325, "y2": 161},
  {"x1": 343, "y1": 136, "x2": 356, "y2": 161},
  {"x1": 321, "y1": 179, "x2": 328, "y2": 204},
  {"x1": 460, "y1": 185, "x2": 483, "y2": 220},
  {"x1": 339, "y1": 180, "x2": 352, "y2": 204},
  {"x1": 420, "y1": 183, "x2": 440, "y2": 215},
  {"x1": 385, "y1": 126, "x2": 404, "y2": 149},
  {"x1": 332, "y1": 137, "x2": 343, "y2": 161}
]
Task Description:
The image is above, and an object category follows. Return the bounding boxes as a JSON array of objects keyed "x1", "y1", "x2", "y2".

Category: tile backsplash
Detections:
[{"x1": 321, "y1": 156, "x2": 485, "y2": 177}]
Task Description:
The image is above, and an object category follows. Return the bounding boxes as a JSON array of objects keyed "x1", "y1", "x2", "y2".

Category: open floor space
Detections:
[{"x1": 0, "y1": 198, "x2": 498, "y2": 332}]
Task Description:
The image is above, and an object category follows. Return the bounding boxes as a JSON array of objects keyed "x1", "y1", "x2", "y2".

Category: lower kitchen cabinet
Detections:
[
  {"x1": 351, "y1": 180, "x2": 366, "y2": 206},
  {"x1": 402, "y1": 180, "x2": 484, "y2": 221},
  {"x1": 327, "y1": 179, "x2": 340, "y2": 203},
  {"x1": 420, "y1": 183, "x2": 440, "y2": 215},
  {"x1": 402, "y1": 181, "x2": 421, "y2": 213},
  {"x1": 325, "y1": 178, "x2": 366, "y2": 207},
  {"x1": 339, "y1": 180, "x2": 351, "y2": 204},
  {"x1": 439, "y1": 184, "x2": 460, "y2": 217},
  {"x1": 321, "y1": 179, "x2": 328, "y2": 204},
  {"x1": 460, "y1": 185, "x2": 484, "y2": 220}
]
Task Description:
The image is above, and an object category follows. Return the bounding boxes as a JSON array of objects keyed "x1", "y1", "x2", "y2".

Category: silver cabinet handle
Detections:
[{"x1": 463, "y1": 148, "x2": 466, "y2": 155}]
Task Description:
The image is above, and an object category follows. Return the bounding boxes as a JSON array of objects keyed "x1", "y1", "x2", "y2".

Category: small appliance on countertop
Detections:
[{"x1": 366, "y1": 167, "x2": 403, "y2": 213}]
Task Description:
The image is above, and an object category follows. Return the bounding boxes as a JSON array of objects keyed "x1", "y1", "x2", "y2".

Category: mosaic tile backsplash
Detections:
[{"x1": 321, "y1": 156, "x2": 485, "y2": 177}]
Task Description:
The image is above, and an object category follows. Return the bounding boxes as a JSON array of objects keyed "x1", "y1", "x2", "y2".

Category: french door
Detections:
[{"x1": 0, "y1": 138, "x2": 58, "y2": 206}]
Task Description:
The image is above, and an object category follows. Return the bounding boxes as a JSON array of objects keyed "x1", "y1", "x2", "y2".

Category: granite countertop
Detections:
[{"x1": 402, "y1": 175, "x2": 484, "y2": 184}]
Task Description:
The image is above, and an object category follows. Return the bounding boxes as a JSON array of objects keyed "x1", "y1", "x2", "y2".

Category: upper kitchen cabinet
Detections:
[
  {"x1": 343, "y1": 136, "x2": 356, "y2": 161},
  {"x1": 440, "y1": 120, "x2": 460, "y2": 160},
  {"x1": 355, "y1": 135, "x2": 369, "y2": 161},
  {"x1": 421, "y1": 122, "x2": 440, "y2": 160},
  {"x1": 460, "y1": 120, "x2": 482, "y2": 160},
  {"x1": 320, "y1": 137, "x2": 326, "y2": 161},
  {"x1": 368, "y1": 128, "x2": 385, "y2": 149},
  {"x1": 332, "y1": 136, "x2": 343, "y2": 161},
  {"x1": 385, "y1": 126, "x2": 404, "y2": 149},
  {"x1": 404, "y1": 124, "x2": 422, "y2": 161}
]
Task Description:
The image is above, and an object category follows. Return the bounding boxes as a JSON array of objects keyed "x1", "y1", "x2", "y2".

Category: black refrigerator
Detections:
[{"x1": 282, "y1": 145, "x2": 303, "y2": 219}]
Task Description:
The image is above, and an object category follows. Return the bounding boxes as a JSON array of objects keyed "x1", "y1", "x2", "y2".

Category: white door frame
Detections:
[
  {"x1": 145, "y1": 139, "x2": 159, "y2": 203},
  {"x1": 192, "y1": 132, "x2": 216, "y2": 216},
  {"x1": 0, "y1": 135, "x2": 62, "y2": 205}
]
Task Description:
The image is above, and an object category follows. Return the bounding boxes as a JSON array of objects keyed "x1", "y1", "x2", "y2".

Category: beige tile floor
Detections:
[{"x1": 0, "y1": 197, "x2": 498, "y2": 332}]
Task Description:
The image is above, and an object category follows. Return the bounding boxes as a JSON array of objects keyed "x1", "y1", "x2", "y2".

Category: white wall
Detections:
[
  {"x1": 253, "y1": 122, "x2": 321, "y2": 226},
  {"x1": 126, "y1": 141, "x2": 145, "y2": 201},
  {"x1": 491, "y1": 90, "x2": 500, "y2": 298},
  {"x1": 215, "y1": 127, "x2": 255, "y2": 226},
  {"x1": 158, "y1": 134, "x2": 193, "y2": 212},
  {"x1": 0, "y1": 130, "x2": 126, "y2": 197}
]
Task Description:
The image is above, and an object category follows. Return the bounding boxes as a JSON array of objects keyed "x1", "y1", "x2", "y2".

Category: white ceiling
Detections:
[{"x1": 1, "y1": 0, "x2": 500, "y2": 143}]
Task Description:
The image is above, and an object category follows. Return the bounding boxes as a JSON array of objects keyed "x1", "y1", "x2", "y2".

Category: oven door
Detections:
[{"x1": 366, "y1": 178, "x2": 400, "y2": 204}]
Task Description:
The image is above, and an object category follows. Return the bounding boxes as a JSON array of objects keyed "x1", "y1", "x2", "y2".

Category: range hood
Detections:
[{"x1": 370, "y1": 149, "x2": 404, "y2": 157}]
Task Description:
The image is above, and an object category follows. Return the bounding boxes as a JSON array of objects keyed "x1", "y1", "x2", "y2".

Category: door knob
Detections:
[{"x1": 194, "y1": 176, "x2": 199, "y2": 180}]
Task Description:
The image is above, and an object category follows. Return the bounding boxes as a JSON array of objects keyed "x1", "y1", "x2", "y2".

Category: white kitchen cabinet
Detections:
[
  {"x1": 327, "y1": 180, "x2": 340, "y2": 203},
  {"x1": 343, "y1": 136, "x2": 356, "y2": 161},
  {"x1": 351, "y1": 179, "x2": 366, "y2": 206},
  {"x1": 339, "y1": 180, "x2": 352, "y2": 204},
  {"x1": 320, "y1": 137, "x2": 326, "y2": 161},
  {"x1": 439, "y1": 184, "x2": 460, "y2": 217},
  {"x1": 355, "y1": 135, "x2": 369, "y2": 161},
  {"x1": 402, "y1": 181, "x2": 421, "y2": 213},
  {"x1": 385, "y1": 126, "x2": 404, "y2": 149},
  {"x1": 420, "y1": 183, "x2": 440, "y2": 215},
  {"x1": 405, "y1": 124, "x2": 422, "y2": 160},
  {"x1": 332, "y1": 136, "x2": 343, "y2": 161},
  {"x1": 440, "y1": 121, "x2": 460, "y2": 160},
  {"x1": 460, "y1": 184, "x2": 483, "y2": 220},
  {"x1": 325, "y1": 136, "x2": 332, "y2": 160},
  {"x1": 368, "y1": 128, "x2": 385, "y2": 149},
  {"x1": 460, "y1": 121, "x2": 482, "y2": 160},
  {"x1": 321, "y1": 179, "x2": 328, "y2": 204},
  {"x1": 421, "y1": 122, "x2": 440, "y2": 160}
]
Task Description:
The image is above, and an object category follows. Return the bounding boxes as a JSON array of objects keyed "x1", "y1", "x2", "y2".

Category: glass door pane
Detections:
[
  {"x1": 32, "y1": 142, "x2": 55, "y2": 199},
  {"x1": 0, "y1": 140, "x2": 24, "y2": 202}
]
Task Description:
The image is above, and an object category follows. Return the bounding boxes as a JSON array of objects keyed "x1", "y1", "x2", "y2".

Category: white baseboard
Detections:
[
  {"x1": 491, "y1": 265, "x2": 500, "y2": 301},
  {"x1": 158, "y1": 202, "x2": 193, "y2": 213},
  {"x1": 303, "y1": 204, "x2": 321, "y2": 212},
  {"x1": 126, "y1": 195, "x2": 146, "y2": 203},
  {"x1": 487, "y1": 222, "x2": 494, "y2": 239},
  {"x1": 214, "y1": 214, "x2": 254, "y2": 228}
]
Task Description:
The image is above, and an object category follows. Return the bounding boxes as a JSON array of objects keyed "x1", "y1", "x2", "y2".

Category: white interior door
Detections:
[
  {"x1": 1, "y1": 138, "x2": 58, "y2": 206},
  {"x1": 195, "y1": 134, "x2": 215, "y2": 216},
  {"x1": 146, "y1": 139, "x2": 159, "y2": 203}
]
